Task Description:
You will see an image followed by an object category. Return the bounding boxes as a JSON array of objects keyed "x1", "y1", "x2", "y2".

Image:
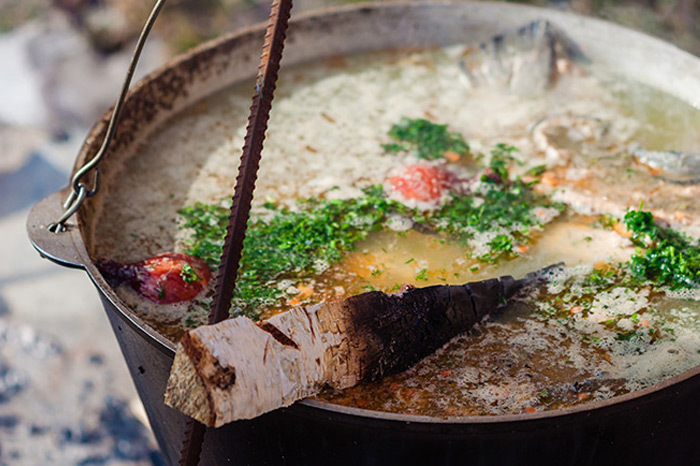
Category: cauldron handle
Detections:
[{"x1": 27, "y1": 189, "x2": 87, "y2": 269}]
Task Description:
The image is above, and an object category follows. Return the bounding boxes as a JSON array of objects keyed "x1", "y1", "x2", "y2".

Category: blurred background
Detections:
[{"x1": 0, "y1": 0, "x2": 697, "y2": 464}]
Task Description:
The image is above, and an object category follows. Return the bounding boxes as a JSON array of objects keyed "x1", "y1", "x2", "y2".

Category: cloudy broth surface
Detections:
[{"x1": 94, "y1": 46, "x2": 700, "y2": 415}]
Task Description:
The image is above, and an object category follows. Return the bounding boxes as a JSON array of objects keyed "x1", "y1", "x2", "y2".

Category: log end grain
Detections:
[{"x1": 164, "y1": 346, "x2": 215, "y2": 425}]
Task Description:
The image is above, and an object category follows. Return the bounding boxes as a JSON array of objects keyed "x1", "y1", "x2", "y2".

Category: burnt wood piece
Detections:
[{"x1": 164, "y1": 266, "x2": 557, "y2": 427}]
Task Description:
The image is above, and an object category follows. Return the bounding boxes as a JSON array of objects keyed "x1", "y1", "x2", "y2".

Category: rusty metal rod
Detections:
[
  {"x1": 209, "y1": 0, "x2": 293, "y2": 324},
  {"x1": 178, "y1": 420, "x2": 206, "y2": 466},
  {"x1": 178, "y1": 0, "x2": 293, "y2": 463}
]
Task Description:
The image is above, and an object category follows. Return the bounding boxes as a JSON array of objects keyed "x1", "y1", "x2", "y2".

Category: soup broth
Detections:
[{"x1": 94, "y1": 42, "x2": 700, "y2": 416}]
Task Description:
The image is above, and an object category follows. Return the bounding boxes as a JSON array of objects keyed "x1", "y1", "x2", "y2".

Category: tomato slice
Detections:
[
  {"x1": 98, "y1": 253, "x2": 212, "y2": 304},
  {"x1": 389, "y1": 164, "x2": 456, "y2": 202}
]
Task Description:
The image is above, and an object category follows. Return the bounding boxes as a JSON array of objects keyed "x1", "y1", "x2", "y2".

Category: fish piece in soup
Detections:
[
  {"x1": 458, "y1": 20, "x2": 583, "y2": 95},
  {"x1": 632, "y1": 148, "x2": 700, "y2": 185},
  {"x1": 526, "y1": 111, "x2": 700, "y2": 236},
  {"x1": 531, "y1": 114, "x2": 612, "y2": 166}
]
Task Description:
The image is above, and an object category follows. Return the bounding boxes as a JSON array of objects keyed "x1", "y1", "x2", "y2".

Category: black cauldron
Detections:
[{"x1": 28, "y1": 3, "x2": 700, "y2": 464}]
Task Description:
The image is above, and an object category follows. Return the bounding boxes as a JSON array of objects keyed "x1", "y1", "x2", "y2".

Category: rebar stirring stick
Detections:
[{"x1": 178, "y1": 0, "x2": 293, "y2": 463}]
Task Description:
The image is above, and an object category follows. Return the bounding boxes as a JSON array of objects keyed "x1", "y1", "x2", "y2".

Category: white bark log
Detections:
[
  {"x1": 165, "y1": 301, "x2": 357, "y2": 427},
  {"x1": 164, "y1": 272, "x2": 539, "y2": 427}
]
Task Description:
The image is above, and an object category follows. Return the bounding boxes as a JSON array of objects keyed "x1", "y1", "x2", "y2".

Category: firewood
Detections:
[{"x1": 164, "y1": 266, "x2": 557, "y2": 427}]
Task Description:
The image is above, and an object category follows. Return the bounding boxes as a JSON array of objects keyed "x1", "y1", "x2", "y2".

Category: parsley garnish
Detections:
[
  {"x1": 623, "y1": 209, "x2": 700, "y2": 288},
  {"x1": 180, "y1": 264, "x2": 201, "y2": 283},
  {"x1": 178, "y1": 186, "x2": 409, "y2": 318},
  {"x1": 428, "y1": 171, "x2": 561, "y2": 263},
  {"x1": 483, "y1": 143, "x2": 520, "y2": 183},
  {"x1": 480, "y1": 234, "x2": 514, "y2": 264},
  {"x1": 615, "y1": 330, "x2": 639, "y2": 342},
  {"x1": 382, "y1": 118, "x2": 469, "y2": 160}
]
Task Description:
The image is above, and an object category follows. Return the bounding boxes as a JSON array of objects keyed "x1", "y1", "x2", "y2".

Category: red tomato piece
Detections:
[
  {"x1": 389, "y1": 164, "x2": 456, "y2": 202},
  {"x1": 98, "y1": 253, "x2": 212, "y2": 304}
]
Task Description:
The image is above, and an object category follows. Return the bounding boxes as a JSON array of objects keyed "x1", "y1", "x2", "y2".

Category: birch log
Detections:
[{"x1": 165, "y1": 268, "x2": 554, "y2": 427}]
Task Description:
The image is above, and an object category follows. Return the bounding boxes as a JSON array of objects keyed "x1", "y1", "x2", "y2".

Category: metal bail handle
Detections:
[
  {"x1": 48, "y1": 180, "x2": 91, "y2": 233},
  {"x1": 49, "y1": 0, "x2": 168, "y2": 233}
]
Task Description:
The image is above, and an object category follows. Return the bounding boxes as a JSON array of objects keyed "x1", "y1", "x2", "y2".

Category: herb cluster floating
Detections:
[
  {"x1": 177, "y1": 118, "x2": 560, "y2": 319},
  {"x1": 527, "y1": 208, "x2": 700, "y2": 348},
  {"x1": 623, "y1": 209, "x2": 700, "y2": 289},
  {"x1": 178, "y1": 186, "x2": 410, "y2": 317},
  {"x1": 382, "y1": 117, "x2": 470, "y2": 160},
  {"x1": 429, "y1": 143, "x2": 561, "y2": 263}
]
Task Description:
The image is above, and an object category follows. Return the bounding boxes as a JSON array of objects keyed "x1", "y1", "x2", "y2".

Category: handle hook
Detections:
[{"x1": 48, "y1": 0, "x2": 168, "y2": 233}]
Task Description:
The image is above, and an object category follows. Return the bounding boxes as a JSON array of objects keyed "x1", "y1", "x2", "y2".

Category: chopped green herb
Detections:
[
  {"x1": 177, "y1": 202, "x2": 228, "y2": 266},
  {"x1": 594, "y1": 213, "x2": 617, "y2": 230},
  {"x1": 179, "y1": 185, "x2": 409, "y2": 318},
  {"x1": 584, "y1": 265, "x2": 623, "y2": 287},
  {"x1": 623, "y1": 209, "x2": 700, "y2": 289},
  {"x1": 431, "y1": 178, "x2": 559, "y2": 238},
  {"x1": 416, "y1": 268, "x2": 429, "y2": 281},
  {"x1": 479, "y1": 234, "x2": 515, "y2": 264},
  {"x1": 483, "y1": 143, "x2": 520, "y2": 183},
  {"x1": 428, "y1": 167, "x2": 561, "y2": 264},
  {"x1": 382, "y1": 118, "x2": 469, "y2": 160},
  {"x1": 615, "y1": 330, "x2": 638, "y2": 342},
  {"x1": 526, "y1": 164, "x2": 547, "y2": 177},
  {"x1": 180, "y1": 264, "x2": 201, "y2": 283}
]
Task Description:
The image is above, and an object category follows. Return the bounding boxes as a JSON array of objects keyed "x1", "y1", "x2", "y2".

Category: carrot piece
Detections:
[
  {"x1": 612, "y1": 221, "x2": 632, "y2": 238},
  {"x1": 540, "y1": 171, "x2": 560, "y2": 186},
  {"x1": 444, "y1": 151, "x2": 461, "y2": 162},
  {"x1": 297, "y1": 283, "x2": 314, "y2": 299}
]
